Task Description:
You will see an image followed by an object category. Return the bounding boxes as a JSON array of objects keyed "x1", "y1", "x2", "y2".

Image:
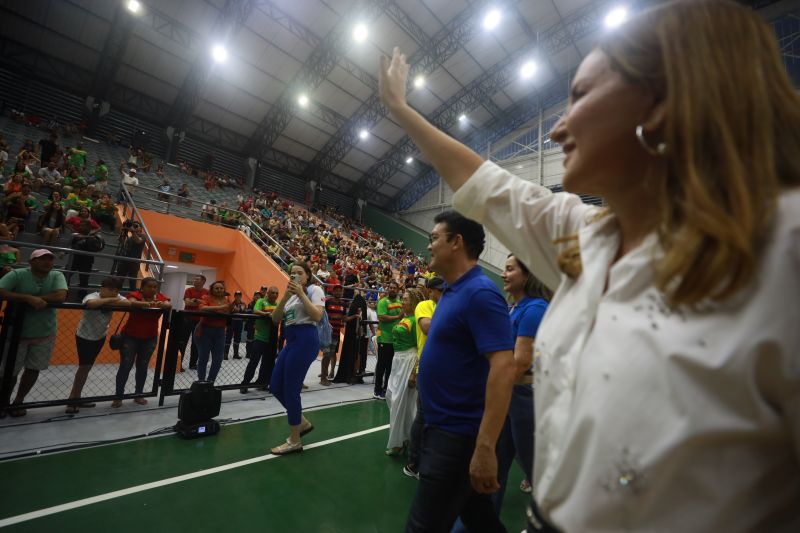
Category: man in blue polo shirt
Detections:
[{"x1": 406, "y1": 211, "x2": 516, "y2": 533}]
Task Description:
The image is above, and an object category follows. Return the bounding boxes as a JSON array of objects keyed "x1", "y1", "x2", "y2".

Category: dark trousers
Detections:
[
  {"x1": 69, "y1": 253, "x2": 94, "y2": 302},
  {"x1": 405, "y1": 427, "x2": 507, "y2": 533},
  {"x1": 115, "y1": 260, "x2": 140, "y2": 291},
  {"x1": 374, "y1": 342, "x2": 394, "y2": 394},
  {"x1": 242, "y1": 339, "x2": 277, "y2": 386},
  {"x1": 115, "y1": 335, "x2": 157, "y2": 397},
  {"x1": 225, "y1": 319, "x2": 243, "y2": 357},
  {"x1": 179, "y1": 320, "x2": 200, "y2": 368},
  {"x1": 407, "y1": 393, "x2": 424, "y2": 469}
]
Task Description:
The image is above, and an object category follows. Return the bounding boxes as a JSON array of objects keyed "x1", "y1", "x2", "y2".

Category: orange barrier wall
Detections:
[{"x1": 52, "y1": 211, "x2": 288, "y2": 366}]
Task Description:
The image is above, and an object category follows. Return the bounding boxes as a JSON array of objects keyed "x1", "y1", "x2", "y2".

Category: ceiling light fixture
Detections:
[
  {"x1": 520, "y1": 60, "x2": 537, "y2": 79},
  {"x1": 298, "y1": 94, "x2": 309, "y2": 108},
  {"x1": 604, "y1": 6, "x2": 628, "y2": 29},
  {"x1": 413, "y1": 75, "x2": 425, "y2": 89},
  {"x1": 353, "y1": 24, "x2": 368, "y2": 42},
  {"x1": 406, "y1": 157, "x2": 414, "y2": 164},
  {"x1": 359, "y1": 129, "x2": 369, "y2": 140},
  {"x1": 211, "y1": 44, "x2": 228, "y2": 63},
  {"x1": 458, "y1": 114, "x2": 467, "y2": 122},
  {"x1": 483, "y1": 9, "x2": 501, "y2": 30},
  {"x1": 127, "y1": 0, "x2": 141, "y2": 14}
]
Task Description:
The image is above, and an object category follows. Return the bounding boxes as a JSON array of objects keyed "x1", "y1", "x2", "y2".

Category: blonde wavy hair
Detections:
[{"x1": 558, "y1": 0, "x2": 800, "y2": 306}]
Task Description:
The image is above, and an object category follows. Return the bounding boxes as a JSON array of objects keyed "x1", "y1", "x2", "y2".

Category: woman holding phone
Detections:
[{"x1": 269, "y1": 261, "x2": 325, "y2": 455}]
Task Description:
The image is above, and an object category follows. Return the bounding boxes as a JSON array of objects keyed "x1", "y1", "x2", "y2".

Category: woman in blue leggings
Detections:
[{"x1": 269, "y1": 261, "x2": 325, "y2": 455}]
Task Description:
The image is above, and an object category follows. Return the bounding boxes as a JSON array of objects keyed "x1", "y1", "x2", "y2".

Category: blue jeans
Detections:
[
  {"x1": 270, "y1": 324, "x2": 319, "y2": 426},
  {"x1": 406, "y1": 427, "x2": 507, "y2": 533},
  {"x1": 452, "y1": 384, "x2": 534, "y2": 532},
  {"x1": 194, "y1": 325, "x2": 225, "y2": 382},
  {"x1": 115, "y1": 335, "x2": 157, "y2": 397}
]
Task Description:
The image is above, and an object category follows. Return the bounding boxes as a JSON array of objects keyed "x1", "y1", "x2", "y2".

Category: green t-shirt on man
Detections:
[
  {"x1": 253, "y1": 298, "x2": 277, "y2": 342},
  {"x1": 377, "y1": 296, "x2": 403, "y2": 344},
  {"x1": 0, "y1": 268, "x2": 67, "y2": 338}
]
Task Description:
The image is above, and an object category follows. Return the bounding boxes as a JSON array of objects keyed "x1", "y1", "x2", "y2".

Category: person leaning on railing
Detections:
[
  {"x1": 66, "y1": 277, "x2": 130, "y2": 414},
  {"x1": 0, "y1": 249, "x2": 67, "y2": 418},
  {"x1": 112, "y1": 277, "x2": 171, "y2": 408}
]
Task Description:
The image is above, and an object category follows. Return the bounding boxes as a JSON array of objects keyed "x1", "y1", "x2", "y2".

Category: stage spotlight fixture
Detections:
[
  {"x1": 359, "y1": 129, "x2": 369, "y2": 140},
  {"x1": 413, "y1": 75, "x2": 425, "y2": 89},
  {"x1": 175, "y1": 381, "x2": 221, "y2": 439},
  {"x1": 520, "y1": 60, "x2": 537, "y2": 79},
  {"x1": 604, "y1": 6, "x2": 628, "y2": 29},
  {"x1": 483, "y1": 8, "x2": 501, "y2": 30},
  {"x1": 127, "y1": 0, "x2": 141, "y2": 13},
  {"x1": 211, "y1": 44, "x2": 228, "y2": 63},
  {"x1": 298, "y1": 94, "x2": 309, "y2": 108},
  {"x1": 353, "y1": 24, "x2": 368, "y2": 42}
]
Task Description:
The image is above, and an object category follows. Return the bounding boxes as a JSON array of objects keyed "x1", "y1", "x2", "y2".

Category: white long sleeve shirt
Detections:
[{"x1": 453, "y1": 161, "x2": 800, "y2": 532}]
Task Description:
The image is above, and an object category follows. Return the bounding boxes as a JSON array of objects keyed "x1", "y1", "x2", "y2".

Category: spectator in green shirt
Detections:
[
  {"x1": 385, "y1": 288, "x2": 425, "y2": 455},
  {"x1": 241, "y1": 286, "x2": 279, "y2": 393},
  {"x1": 375, "y1": 281, "x2": 403, "y2": 399},
  {"x1": 69, "y1": 143, "x2": 87, "y2": 170},
  {"x1": 0, "y1": 249, "x2": 68, "y2": 417}
]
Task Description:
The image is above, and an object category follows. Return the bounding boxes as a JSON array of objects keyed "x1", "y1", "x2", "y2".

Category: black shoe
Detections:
[
  {"x1": 223, "y1": 356, "x2": 229, "y2": 360},
  {"x1": 189, "y1": 365, "x2": 197, "y2": 370},
  {"x1": 233, "y1": 355, "x2": 242, "y2": 359},
  {"x1": 240, "y1": 387, "x2": 248, "y2": 394}
]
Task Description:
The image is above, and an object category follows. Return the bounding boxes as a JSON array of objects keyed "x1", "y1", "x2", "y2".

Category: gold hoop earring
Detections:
[{"x1": 635, "y1": 125, "x2": 668, "y2": 156}]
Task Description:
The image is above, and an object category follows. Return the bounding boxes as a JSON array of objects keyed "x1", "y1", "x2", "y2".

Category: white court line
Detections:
[{"x1": 0, "y1": 424, "x2": 389, "y2": 528}]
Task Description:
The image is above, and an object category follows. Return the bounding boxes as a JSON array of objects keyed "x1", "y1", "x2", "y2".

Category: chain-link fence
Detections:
[
  {"x1": 0, "y1": 304, "x2": 168, "y2": 410},
  {"x1": 0, "y1": 304, "x2": 379, "y2": 413}
]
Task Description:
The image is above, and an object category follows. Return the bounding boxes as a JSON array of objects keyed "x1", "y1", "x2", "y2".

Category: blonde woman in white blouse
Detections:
[{"x1": 378, "y1": 1, "x2": 800, "y2": 531}]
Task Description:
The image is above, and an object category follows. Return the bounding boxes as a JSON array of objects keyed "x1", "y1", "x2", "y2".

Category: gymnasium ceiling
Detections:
[{"x1": 0, "y1": 0, "x2": 796, "y2": 210}]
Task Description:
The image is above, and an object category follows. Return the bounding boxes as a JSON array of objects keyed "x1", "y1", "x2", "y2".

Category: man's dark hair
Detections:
[
  {"x1": 101, "y1": 277, "x2": 123, "y2": 290},
  {"x1": 433, "y1": 210, "x2": 485, "y2": 260}
]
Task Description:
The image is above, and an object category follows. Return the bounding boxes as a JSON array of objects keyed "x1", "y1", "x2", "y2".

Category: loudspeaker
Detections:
[{"x1": 175, "y1": 381, "x2": 221, "y2": 439}]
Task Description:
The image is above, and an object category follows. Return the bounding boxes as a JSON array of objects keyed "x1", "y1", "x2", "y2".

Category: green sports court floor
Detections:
[{"x1": 0, "y1": 401, "x2": 529, "y2": 532}]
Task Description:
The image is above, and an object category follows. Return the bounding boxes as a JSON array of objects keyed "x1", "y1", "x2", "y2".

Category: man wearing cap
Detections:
[
  {"x1": 117, "y1": 163, "x2": 138, "y2": 202},
  {"x1": 320, "y1": 284, "x2": 345, "y2": 385},
  {"x1": 225, "y1": 290, "x2": 247, "y2": 359},
  {"x1": 0, "y1": 249, "x2": 67, "y2": 417},
  {"x1": 404, "y1": 275, "x2": 445, "y2": 478}
]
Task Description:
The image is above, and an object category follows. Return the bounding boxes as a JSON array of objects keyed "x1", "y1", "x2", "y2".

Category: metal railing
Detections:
[{"x1": 118, "y1": 184, "x2": 165, "y2": 283}]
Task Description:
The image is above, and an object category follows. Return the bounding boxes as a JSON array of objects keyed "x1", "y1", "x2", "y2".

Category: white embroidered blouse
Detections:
[{"x1": 453, "y1": 161, "x2": 800, "y2": 532}]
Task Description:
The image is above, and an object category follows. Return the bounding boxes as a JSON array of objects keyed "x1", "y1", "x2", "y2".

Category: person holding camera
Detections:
[
  {"x1": 115, "y1": 221, "x2": 145, "y2": 291},
  {"x1": 268, "y1": 262, "x2": 325, "y2": 455},
  {"x1": 194, "y1": 280, "x2": 231, "y2": 383}
]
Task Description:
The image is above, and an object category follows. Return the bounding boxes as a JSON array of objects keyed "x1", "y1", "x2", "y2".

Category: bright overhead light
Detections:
[
  {"x1": 406, "y1": 157, "x2": 414, "y2": 164},
  {"x1": 483, "y1": 8, "x2": 501, "y2": 30},
  {"x1": 520, "y1": 60, "x2": 537, "y2": 79},
  {"x1": 167, "y1": 265, "x2": 178, "y2": 269},
  {"x1": 353, "y1": 24, "x2": 368, "y2": 42},
  {"x1": 298, "y1": 94, "x2": 309, "y2": 108},
  {"x1": 359, "y1": 129, "x2": 369, "y2": 140},
  {"x1": 127, "y1": 0, "x2": 141, "y2": 13},
  {"x1": 604, "y1": 6, "x2": 628, "y2": 29},
  {"x1": 413, "y1": 75, "x2": 425, "y2": 89},
  {"x1": 211, "y1": 44, "x2": 228, "y2": 63},
  {"x1": 458, "y1": 114, "x2": 467, "y2": 122}
]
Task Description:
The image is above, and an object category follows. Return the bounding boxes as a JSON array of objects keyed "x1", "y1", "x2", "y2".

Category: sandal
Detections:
[
  {"x1": 133, "y1": 397, "x2": 148, "y2": 405},
  {"x1": 271, "y1": 439, "x2": 303, "y2": 455},
  {"x1": 78, "y1": 402, "x2": 96, "y2": 408},
  {"x1": 319, "y1": 379, "x2": 331, "y2": 386},
  {"x1": 111, "y1": 400, "x2": 122, "y2": 408},
  {"x1": 385, "y1": 447, "x2": 404, "y2": 457},
  {"x1": 65, "y1": 405, "x2": 79, "y2": 414}
]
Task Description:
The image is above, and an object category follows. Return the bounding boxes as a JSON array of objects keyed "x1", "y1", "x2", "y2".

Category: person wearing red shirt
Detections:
[
  {"x1": 320, "y1": 284, "x2": 346, "y2": 385},
  {"x1": 112, "y1": 277, "x2": 171, "y2": 407},
  {"x1": 194, "y1": 280, "x2": 231, "y2": 382},
  {"x1": 180, "y1": 275, "x2": 208, "y2": 371}
]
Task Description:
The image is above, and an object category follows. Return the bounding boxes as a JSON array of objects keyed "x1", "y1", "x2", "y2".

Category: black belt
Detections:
[{"x1": 526, "y1": 501, "x2": 560, "y2": 533}]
